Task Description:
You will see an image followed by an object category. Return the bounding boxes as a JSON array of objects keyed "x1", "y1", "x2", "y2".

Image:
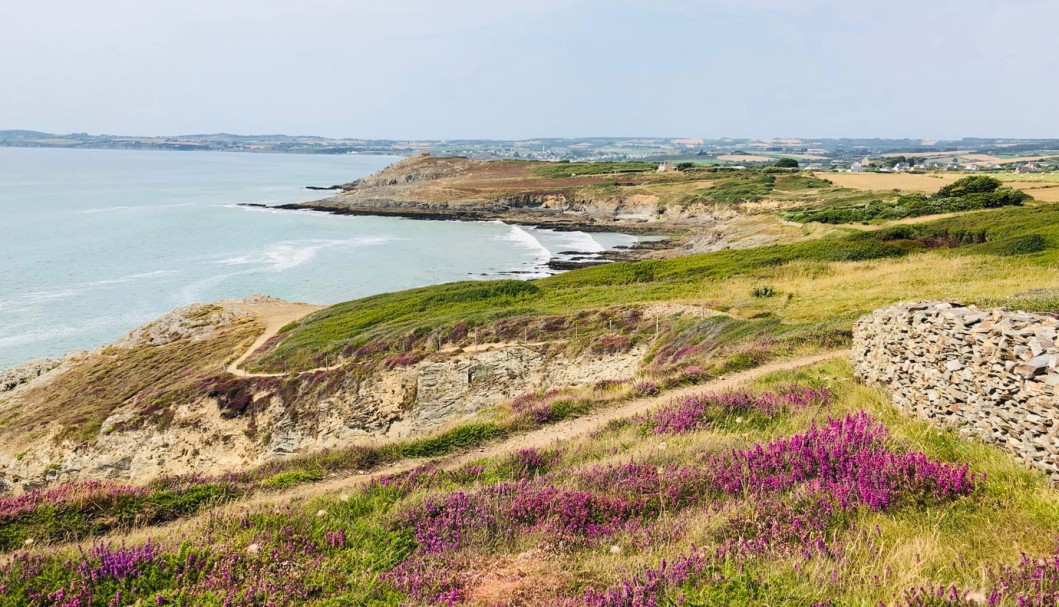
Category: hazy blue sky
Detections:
[{"x1": 2, "y1": 0, "x2": 1056, "y2": 140}]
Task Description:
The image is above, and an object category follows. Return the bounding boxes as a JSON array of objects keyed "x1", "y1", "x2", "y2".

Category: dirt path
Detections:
[
  {"x1": 264, "y1": 349, "x2": 848, "y2": 504},
  {"x1": 225, "y1": 301, "x2": 324, "y2": 377},
  {"x1": 44, "y1": 349, "x2": 847, "y2": 551}
]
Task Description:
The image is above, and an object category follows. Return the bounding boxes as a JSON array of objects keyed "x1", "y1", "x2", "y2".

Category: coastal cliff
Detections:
[
  {"x1": 0, "y1": 297, "x2": 647, "y2": 494},
  {"x1": 283, "y1": 155, "x2": 815, "y2": 254}
]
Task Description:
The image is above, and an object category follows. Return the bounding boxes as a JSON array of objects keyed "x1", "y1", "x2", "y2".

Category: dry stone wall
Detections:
[{"x1": 853, "y1": 301, "x2": 1059, "y2": 482}]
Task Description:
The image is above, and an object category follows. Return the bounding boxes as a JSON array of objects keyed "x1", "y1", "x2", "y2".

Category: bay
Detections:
[{"x1": 0, "y1": 147, "x2": 645, "y2": 368}]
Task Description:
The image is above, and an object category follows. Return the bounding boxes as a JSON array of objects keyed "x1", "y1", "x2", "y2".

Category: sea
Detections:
[{"x1": 0, "y1": 147, "x2": 649, "y2": 369}]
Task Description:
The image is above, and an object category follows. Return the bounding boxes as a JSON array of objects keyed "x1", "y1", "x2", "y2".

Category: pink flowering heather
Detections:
[
  {"x1": 708, "y1": 412, "x2": 977, "y2": 511},
  {"x1": 77, "y1": 541, "x2": 162, "y2": 583},
  {"x1": 507, "y1": 485, "x2": 637, "y2": 541},
  {"x1": 382, "y1": 555, "x2": 467, "y2": 606},
  {"x1": 511, "y1": 388, "x2": 563, "y2": 424},
  {"x1": 562, "y1": 551, "x2": 714, "y2": 607},
  {"x1": 900, "y1": 585, "x2": 981, "y2": 607},
  {"x1": 641, "y1": 385, "x2": 833, "y2": 435},
  {"x1": 631, "y1": 380, "x2": 660, "y2": 397},
  {"x1": 374, "y1": 464, "x2": 447, "y2": 496},
  {"x1": 0, "y1": 481, "x2": 147, "y2": 522},
  {"x1": 575, "y1": 462, "x2": 712, "y2": 512},
  {"x1": 503, "y1": 447, "x2": 563, "y2": 479},
  {"x1": 985, "y1": 553, "x2": 1059, "y2": 606},
  {"x1": 404, "y1": 491, "x2": 496, "y2": 556},
  {"x1": 904, "y1": 552, "x2": 1059, "y2": 607},
  {"x1": 713, "y1": 496, "x2": 834, "y2": 558}
]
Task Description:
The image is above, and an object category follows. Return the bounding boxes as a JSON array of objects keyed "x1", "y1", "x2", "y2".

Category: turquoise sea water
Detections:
[{"x1": 0, "y1": 148, "x2": 645, "y2": 368}]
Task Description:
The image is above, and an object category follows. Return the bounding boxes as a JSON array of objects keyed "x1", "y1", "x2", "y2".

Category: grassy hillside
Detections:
[
  {"x1": 5, "y1": 361, "x2": 1059, "y2": 606},
  {"x1": 252, "y1": 204, "x2": 1059, "y2": 373}
]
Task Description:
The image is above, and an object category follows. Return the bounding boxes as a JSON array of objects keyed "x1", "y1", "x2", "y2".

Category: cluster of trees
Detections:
[{"x1": 784, "y1": 176, "x2": 1030, "y2": 225}]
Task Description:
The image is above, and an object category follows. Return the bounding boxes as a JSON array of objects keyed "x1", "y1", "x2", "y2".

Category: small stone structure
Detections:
[{"x1": 853, "y1": 301, "x2": 1059, "y2": 481}]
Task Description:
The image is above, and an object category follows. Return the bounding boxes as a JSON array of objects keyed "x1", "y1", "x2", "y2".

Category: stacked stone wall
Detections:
[{"x1": 853, "y1": 301, "x2": 1059, "y2": 481}]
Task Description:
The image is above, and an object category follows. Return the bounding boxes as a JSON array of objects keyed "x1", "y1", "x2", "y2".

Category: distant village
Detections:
[
  {"x1": 845, "y1": 156, "x2": 1057, "y2": 175},
  {"x1": 1, "y1": 130, "x2": 1057, "y2": 173}
]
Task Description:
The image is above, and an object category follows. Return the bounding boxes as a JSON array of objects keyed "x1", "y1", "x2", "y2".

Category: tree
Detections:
[
  {"x1": 936, "y1": 175, "x2": 1001, "y2": 198},
  {"x1": 773, "y1": 158, "x2": 799, "y2": 168}
]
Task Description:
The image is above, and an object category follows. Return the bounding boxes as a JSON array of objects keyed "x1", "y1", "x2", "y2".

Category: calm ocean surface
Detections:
[{"x1": 0, "y1": 148, "x2": 645, "y2": 368}]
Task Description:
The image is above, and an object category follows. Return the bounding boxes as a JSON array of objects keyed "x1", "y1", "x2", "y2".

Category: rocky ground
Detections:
[{"x1": 276, "y1": 155, "x2": 817, "y2": 258}]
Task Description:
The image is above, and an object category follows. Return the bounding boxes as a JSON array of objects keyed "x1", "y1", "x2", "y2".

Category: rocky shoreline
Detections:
[
  {"x1": 246, "y1": 202, "x2": 682, "y2": 265},
  {"x1": 274, "y1": 201, "x2": 674, "y2": 235}
]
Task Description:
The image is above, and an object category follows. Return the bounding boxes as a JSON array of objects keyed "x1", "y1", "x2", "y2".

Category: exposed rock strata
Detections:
[
  {"x1": 0, "y1": 300, "x2": 645, "y2": 493},
  {"x1": 0, "y1": 357, "x2": 67, "y2": 394}
]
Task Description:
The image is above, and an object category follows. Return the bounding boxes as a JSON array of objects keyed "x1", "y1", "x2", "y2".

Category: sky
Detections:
[{"x1": 1, "y1": 0, "x2": 1057, "y2": 140}]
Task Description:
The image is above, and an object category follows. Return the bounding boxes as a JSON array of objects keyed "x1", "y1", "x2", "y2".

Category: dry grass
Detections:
[
  {"x1": 818, "y1": 171, "x2": 1058, "y2": 199},
  {"x1": 0, "y1": 318, "x2": 259, "y2": 448},
  {"x1": 696, "y1": 252, "x2": 1059, "y2": 326},
  {"x1": 817, "y1": 172, "x2": 965, "y2": 192}
]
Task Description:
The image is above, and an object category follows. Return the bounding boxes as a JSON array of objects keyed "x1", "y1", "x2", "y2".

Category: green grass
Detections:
[
  {"x1": 530, "y1": 161, "x2": 657, "y2": 178},
  {"x1": 10, "y1": 361, "x2": 1059, "y2": 606},
  {"x1": 252, "y1": 204, "x2": 1059, "y2": 372},
  {"x1": 263, "y1": 469, "x2": 325, "y2": 488},
  {"x1": 783, "y1": 176, "x2": 1031, "y2": 225},
  {"x1": 391, "y1": 422, "x2": 508, "y2": 458}
]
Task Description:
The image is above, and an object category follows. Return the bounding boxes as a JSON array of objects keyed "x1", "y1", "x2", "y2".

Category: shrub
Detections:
[
  {"x1": 936, "y1": 175, "x2": 1002, "y2": 197},
  {"x1": 752, "y1": 286, "x2": 775, "y2": 298},
  {"x1": 773, "y1": 158, "x2": 799, "y2": 168},
  {"x1": 631, "y1": 380, "x2": 660, "y2": 397},
  {"x1": 784, "y1": 178, "x2": 1028, "y2": 225},
  {"x1": 399, "y1": 422, "x2": 507, "y2": 458},
  {"x1": 263, "y1": 468, "x2": 324, "y2": 488},
  {"x1": 981, "y1": 233, "x2": 1047, "y2": 256}
]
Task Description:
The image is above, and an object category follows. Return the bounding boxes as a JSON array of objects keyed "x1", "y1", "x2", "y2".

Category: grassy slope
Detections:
[
  {"x1": 0, "y1": 315, "x2": 260, "y2": 445},
  {"x1": 255, "y1": 203, "x2": 1059, "y2": 372},
  {"x1": 5, "y1": 361, "x2": 1059, "y2": 606}
]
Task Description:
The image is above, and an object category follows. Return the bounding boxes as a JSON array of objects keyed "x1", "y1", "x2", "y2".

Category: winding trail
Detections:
[
  {"x1": 32, "y1": 349, "x2": 848, "y2": 552},
  {"x1": 251, "y1": 349, "x2": 848, "y2": 506},
  {"x1": 225, "y1": 301, "x2": 323, "y2": 377}
]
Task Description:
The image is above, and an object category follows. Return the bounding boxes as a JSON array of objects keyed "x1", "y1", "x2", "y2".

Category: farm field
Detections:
[{"x1": 818, "y1": 171, "x2": 1059, "y2": 199}]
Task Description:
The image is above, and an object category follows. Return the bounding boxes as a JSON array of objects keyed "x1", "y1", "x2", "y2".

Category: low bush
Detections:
[
  {"x1": 263, "y1": 469, "x2": 324, "y2": 489},
  {"x1": 980, "y1": 233, "x2": 1047, "y2": 256},
  {"x1": 783, "y1": 176, "x2": 1030, "y2": 225}
]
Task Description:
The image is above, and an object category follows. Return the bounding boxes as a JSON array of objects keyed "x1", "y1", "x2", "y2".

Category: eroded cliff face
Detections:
[
  {"x1": 291, "y1": 155, "x2": 734, "y2": 230},
  {"x1": 0, "y1": 299, "x2": 645, "y2": 494}
]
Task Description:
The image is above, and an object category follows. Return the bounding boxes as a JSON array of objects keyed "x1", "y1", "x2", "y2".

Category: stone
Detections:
[{"x1": 853, "y1": 301, "x2": 1059, "y2": 487}]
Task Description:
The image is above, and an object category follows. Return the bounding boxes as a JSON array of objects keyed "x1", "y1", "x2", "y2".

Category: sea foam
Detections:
[
  {"x1": 218, "y1": 237, "x2": 393, "y2": 272},
  {"x1": 498, "y1": 224, "x2": 552, "y2": 261}
]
